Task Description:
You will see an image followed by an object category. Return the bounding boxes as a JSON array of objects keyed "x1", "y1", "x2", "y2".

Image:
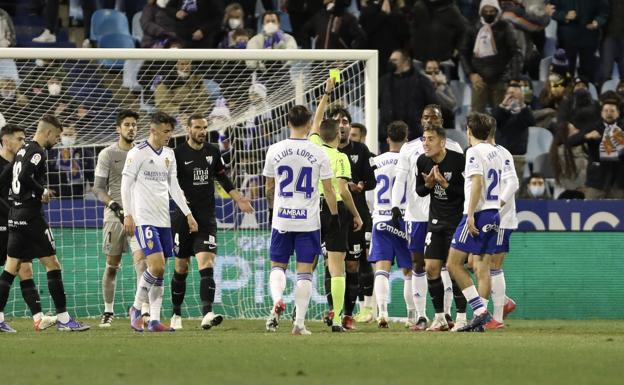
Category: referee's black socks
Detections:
[
  {"x1": 0, "y1": 270, "x2": 16, "y2": 312},
  {"x1": 171, "y1": 272, "x2": 188, "y2": 316},
  {"x1": 199, "y1": 268, "x2": 215, "y2": 315},
  {"x1": 20, "y1": 279, "x2": 42, "y2": 316},
  {"x1": 47, "y1": 270, "x2": 67, "y2": 314}
]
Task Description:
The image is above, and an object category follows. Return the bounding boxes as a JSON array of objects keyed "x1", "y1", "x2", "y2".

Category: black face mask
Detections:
[
  {"x1": 387, "y1": 61, "x2": 397, "y2": 73},
  {"x1": 482, "y1": 13, "x2": 497, "y2": 24}
]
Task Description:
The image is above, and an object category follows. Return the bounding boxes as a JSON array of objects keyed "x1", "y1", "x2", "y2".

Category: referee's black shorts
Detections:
[{"x1": 320, "y1": 199, "x2": 351, "y2": 253}]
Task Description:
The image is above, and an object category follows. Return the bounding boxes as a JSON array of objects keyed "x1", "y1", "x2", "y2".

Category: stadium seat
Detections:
[
  {"x1": 532, "y1": 80, "x2": 544, "y2": 97},
  {"x1": 588, "y1": 82, "x2": 598, "y2": 100},
  {"x1": 533, "y1": 152, "x2": 554, "y2": 179},
  {"x1": 602, "y1": 78, "x2": 620, "y2": 93},
  {"x1": 539, "y1": 56, "x2": 552, "y2": 82},
  {"x1": 450, "y1": 80, "x2": 465, "y2": 107},
  {"x1": 0, "y1": 59, "x2": 20, "y2": 84},
  {"x1": 525, "y1": 126, "x2": 554, "y2": 177},
  {"x1": 445, "y1": 128, "x2": 469, "y2": 150},
  {"x1": 132, "y1": 11, "x2": 143, "y2": 43},
  {"x1": 90, "y1": 9, "x2": 130, "y2": 42},
  {"x1": 98, "y1": 33, "x2": 136, "y2": 68}
]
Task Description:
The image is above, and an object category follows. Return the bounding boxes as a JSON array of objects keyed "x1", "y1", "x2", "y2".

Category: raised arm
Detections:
[{"x1": 312, "y1": 78, "x2": 336, "y2": 136}]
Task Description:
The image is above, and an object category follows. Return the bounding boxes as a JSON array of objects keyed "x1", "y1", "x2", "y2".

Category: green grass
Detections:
[{"x1": 1, "y1": 319, "x2": 623, "y2": 385}]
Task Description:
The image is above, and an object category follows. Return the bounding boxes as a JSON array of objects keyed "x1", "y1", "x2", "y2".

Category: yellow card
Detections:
[{"x1": 329, "y1": 69, "x2": 341, "y2": 84}]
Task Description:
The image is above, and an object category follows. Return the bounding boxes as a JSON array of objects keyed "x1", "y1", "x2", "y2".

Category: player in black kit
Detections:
[
  {"x1": 170, "y1": 113, "x2": 254, "y2": 330},
  {"x1": 0, "y1": 115, "x2": 88, "y2": 332},
  {"x1": 415, "y1": 125, "x2": 467, "y2": 332},
  {"x1": 333, "y1": 108, "x2": 376, "y2": 330}
]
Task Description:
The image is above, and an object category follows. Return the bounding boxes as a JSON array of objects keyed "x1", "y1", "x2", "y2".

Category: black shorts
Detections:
[
  {"x1": 7, "y1": 215, "x2": 56, "y2": 261},
  {"x1": 321, "y1": 200, "x2": 351, "y2": 253},
  {"x1": 347, "y1": 208, "x2": 370, "y2": 261},
  {"x1": 424, "y1": 229, "x2": 454, "y2": 262},
  {"x1": 172, "y1": 212, "x2": 218, "y2": 259},
  {"x1": 0, "y1": 222, "x2": 7, "y2": 266}
]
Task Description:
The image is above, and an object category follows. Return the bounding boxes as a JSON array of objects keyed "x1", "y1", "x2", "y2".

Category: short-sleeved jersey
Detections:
[
  {"x1": 463, "y1": 142, "x2": 504, "y2": 214},
  {"x1": 497, "y1": 145, "x2": 518, "y2": 229},
  {"x1": 122, "y1": 141, "x2": 177, "y2": 227},
  {"x1": 10, "y1": 141, "x2": 47, "y2": 215},
  {"x1": 395, "y1": 137, "x2": 464, "y2": 222},
  {"x1": 372, "y1": 151, "x2": 404, "y2": 223},
  {"x1": 262, "y1": 138, "x2": 333, "y2": 232},
  {"x1": 309, "y1": 133, "x2": 351, "y2": 201},
  {"x1": 94, "y1": 143, "x2": 130, "y2": 223},
  {"x1": 174, "y1": 141, "x2": 230, "y2": 226}
]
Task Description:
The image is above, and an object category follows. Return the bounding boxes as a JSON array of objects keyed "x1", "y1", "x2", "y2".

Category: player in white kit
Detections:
[
  {"x1": 447, "y1": 112, "x2": 503, "y2": 332},
  {"x1": 121, "y1": 112, "x2": 198, "y2": 332},
  {"x1": 263, "y1": 105, "x2": 338, "y2": 335},
  {"x1": 368, "y1": 121, "x2": 410, "y2": 328}
]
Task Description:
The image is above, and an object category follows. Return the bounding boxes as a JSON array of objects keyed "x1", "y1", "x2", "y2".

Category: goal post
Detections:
[{"x1": 0, "y1": 48, "x2": 402, "y2": 320}]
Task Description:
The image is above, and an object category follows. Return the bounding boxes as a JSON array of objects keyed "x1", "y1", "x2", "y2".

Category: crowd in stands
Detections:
[{"x1": 0, "y1": 0, "x2": 623, "y2": 201}]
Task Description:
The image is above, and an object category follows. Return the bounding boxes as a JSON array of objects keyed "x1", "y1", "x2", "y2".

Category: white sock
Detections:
[
  {"x1": 456, "y1": 312, "x2": 467, "y2": 322},
  {"x1": 374, "y1": 271, "x2": 390, "y2": 315},
  {"x1": 462, "y1": 285, "x2": 486, "y2": 316},
  {"x1": 133, "y1": 270, "x2": 156, "y2": 310},
  {"x1": 104, "y1": 303, "x2": 114, "y2": 313},
  {"x1": 141, "y1": 302, "x2": 150, "y2": 316},
  {"x1": 412, "y1": 271, "x2": 428, "y2": 319},
  {"x1": 102, "y1": 264, "x2": 118, "y2": 314},
  {"x1": 482, "y1": 297, "x2": 489, "y2": 310},
  {"x1": 294, "y1": 273, "x2": 313, "y2": 328},
  {"x1": 33, "y1": 312, "x2": 43, "y2": 321},
  {"x1": 269, "y1": 267, "x2": 286, "y2": 306},
  {"x1": 148, "y1": 278, "x2": 164, "y2": 322},
  {"x1": 134, "y1": 259, "x2": 147, "y2": 287},
  {"x1": 0, "y1": 312, "x2": 4, "y2": 323},
  {"x1": 57, "y1": 311, "x2": 70, "y2": 323},
  {"x1": 403, "y1": 275, "x2": 415, "y2": 315},
  {"x1": 491, "y1": 269, "x2": 506, "y2": 322},
  {"x1": 441, "y1": 267, "x2": 453, "y2": 315},
  {"x1": 363, "y1": 295, "x2": 373, "y2": 309}
]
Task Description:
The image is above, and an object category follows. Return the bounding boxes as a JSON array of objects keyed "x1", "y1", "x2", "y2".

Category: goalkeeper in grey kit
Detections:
[{"x1": 92, "y1": 110, "x2": 147, "y2": 328}]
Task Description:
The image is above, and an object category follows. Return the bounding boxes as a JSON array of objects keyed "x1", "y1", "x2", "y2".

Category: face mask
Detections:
[
  {"x1": 521, "y1": 86, "x2": 532, "y2": 99},
  {"x1": 263, "y1": 22, "x2": 279, "y2": 35},
  {"x1": 482, "y1": 13, "x2": 497, "y2": 24},
  {"x1": 35, "y1": 59, "x2": 45, "y2": 67},
  {"x1": 177, "y1": 70, "x2": 190, "y2": 79},
  {"x1": 1, "y1": 90, "x2": 15, "y2": 99},
  {"x1": 48, "y1": 83, "x2": 61, "y2": 96},
  {"x1": 156, "y1": 0, "x2": 169, "y2": 8},
  {"x1": 326, "y1": 2, "x2": 335, "y2": 11},
  {"x1": 387, "y1": 61, "x2": 397, "y2": 73},
  {"x1": 529, "y1": 185, "x2": 545, "y2": 197},
  {"x1": 234, "y1": 41, "x2": 247, "y2": 49},
  {"x1": 228, "y1": 18, "x2": 242, "y2": 29},
  {"x1": 61, "y1": 136, "x2": 76, "y2": 146}
]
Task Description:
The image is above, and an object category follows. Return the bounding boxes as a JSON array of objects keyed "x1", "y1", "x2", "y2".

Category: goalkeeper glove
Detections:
[
  {"x1": 108, "y1": 201, "x2": 124, "y2": 224},
  {"x1": 391, "y1": 206, "x2": 402, "y2": 229}
]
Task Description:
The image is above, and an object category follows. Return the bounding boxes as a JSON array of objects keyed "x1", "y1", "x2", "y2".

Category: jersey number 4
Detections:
[{"x1": 277, "y1": 166, "x2": 313, "y2": 198}]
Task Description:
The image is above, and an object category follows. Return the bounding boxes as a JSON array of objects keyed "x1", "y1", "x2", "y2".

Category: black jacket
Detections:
[
  {"x1": 409, "y1": 0, "x2": 468, "y2": 62},
  {"x1": 140, "y1": 4, "x2": 177, "y2": 48},
  {"x1": 379, "y1": 66, "x2": 439, "y2": 141},
  {"x1": 551, "y1": 0, "x2": 608, "y2": 48},
  {"x1": 492, "y1": 106, "x2": 535, "y2": 155},
  {"x1": 301, "y1": 8, "x2": 366, "y2": 49},
  {"x1": 359, "y1": 4, "x2": 410, "y2": 74},
  {"x1": 460, "y1": 18, "x2": 522, "y2": 84}
]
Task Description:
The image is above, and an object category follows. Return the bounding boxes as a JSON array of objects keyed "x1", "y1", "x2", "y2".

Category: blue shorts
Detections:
[
  {"x1": 406, "y1": 221, "x2": 428, "y2": 253},
  {"x1": 494, "y1": 228, "x2": 513, "y2": 254},
  {"x1": 270, "y1": 229, "x2": 321, "y2": 264},
  {"x1": 368, "y1": 220, "x2": 411, "y2": 269},
  {"x1": 451, "y1": 209, "x2": 500, "y2": 255},
  {"x1": 135, "y1": 225, "x2": 175, "y2": 258}
]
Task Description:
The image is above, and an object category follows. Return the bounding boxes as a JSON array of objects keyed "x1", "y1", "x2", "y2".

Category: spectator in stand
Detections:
[
  {"x1": 154, "y1": 59, "x2": 211, "y2": 116},
  {"x1": 301, "y1": 0, "x2": 366, "y2": 49},
  {"x1": 600, "y1": 0, "x2": 624, "y2": 85},
  {"x1": 492, "y1": 82, "x2": 535, "y2": 178},
  {"x1": 460, "y1": 0, "x2": 522, "y2": 113},
  {"x1": 518, "y1": 75, "x2": 539, "y2": 110},
  {"x1": 0, "y1": 8, "x2": 15, "y2": 47},
  {"x1": 33, "y1": 0, "x2": 96, "y2": 47},
  {"x1": 409, "y1": 0, "x2": 468, "y2": 64},
  {"x1": 550, "y1": 0, "x2": 609, "y2": 84},
  {"x1": 217, "y1": 2, "x2": 247, "y2": 48},
  {"x1": 359, "y1": 0, "x2": 410, "y2": 75},
  {"x1": 288, "y1": 0, "x2": 324, "y2": 45},
  {"x1": 47, "y1": 124, "x2": 95, "y2": 198},
  {"x1": 172, "y1": 0, "x2": 224, "y2": 48},
  {"x1": 558, "y1": 88, "x2": 601, "y2": 138},
  {"x1": 378, "y1": 49, "x2": 438, "y2": 148},
  {"x1": 549, "y1": 48, "x2": 573, "y2": 80},
  {"x1": 535, "y1": 73, "x2": 571, "y2": 129},
  {"x1": 247, "y1": 11, "x2": 297, "y2": 51},
  {"x1": 140, "y1": 0, "x2": 179, "y2": 48},
  {"x1": 549, "y1": 120, "x2": 588, "y2": 199},
  {"x1": 232, "y1": 0, "x2": 274, "y2": 29},
  {"x1": 229, "y1": 28, "x2": 250, "y2": 48},
  {"x1": 568, "y1": 96, "x2": 624, "y2": 198},
  {"x1": 424, "y1": 59, "x2": 457, "y2": 127},
  {"x1": 520, "y1": 172, "x2": 552, "y2": 199},
  {"x1": 0, "y1": 78, "x2": 27, "y2": 114}
]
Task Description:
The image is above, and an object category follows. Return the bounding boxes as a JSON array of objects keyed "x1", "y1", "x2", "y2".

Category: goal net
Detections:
[{"x1": 0, "y1": 48, "x2": 391, "y2": 320}]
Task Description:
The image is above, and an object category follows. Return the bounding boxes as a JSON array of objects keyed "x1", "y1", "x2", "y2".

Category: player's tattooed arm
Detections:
[{"x1": 265, "y1": 177, "x2": 275, "y2": 211}]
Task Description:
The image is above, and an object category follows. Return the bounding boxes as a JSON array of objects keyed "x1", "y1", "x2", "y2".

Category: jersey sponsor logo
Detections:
[
  {"x1": 481, "y1": 223, "x2": 499, "y2": 233},
  {"x1": 185, "y1": 160, "x2": 193, "y2": 165},
  {"x1": 206, "y1": 156, "x2": 213, "y2": 165},
  {"x1": 31, "y1": 153, "x2": 42, "y2": 165},
  {"x1": 192, "y1": 168, "x2": 212, "y2": 185},
  {"x1": 142, "y1": 170, "x2": 168, "y2": 182},
  {"x1": 277, "y1": 207, "x2": 308, "y2": 219},
  {"x1": 350, "y1": 154, "x2": 359, "y2": 164},
  {"x1": 375, "y1": 222, "x2": 408, "y2": 240}
]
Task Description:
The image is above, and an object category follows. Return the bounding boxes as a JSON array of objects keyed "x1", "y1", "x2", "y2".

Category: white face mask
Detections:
[
  {"x1": 156, "y1": 0, "x2": 170, "y2": 9},
  {"x1": 529, "y1": 185, "x2": 545, "y2": 197},
  {"x1": 1, "y1": 90, "x2": 15, "y2": 99},
  {"x1": 326, "y1": 2, "x2": 335, "y2": 11},
  {"x1": 177, "y1": 70, "x2": 190, "y2": 79},
  {"x1": 61, "y1": 135, "x2": 76, "y2": 146},
  {"x1": 263, "y1": 22, "x2": 279, "y2": 35},
  {"x1": 228, "y1": 18, "x2": 242, "y2": 29},
  {"x1": 48, "y1": 83, "x2": 61, "y2": 96}
]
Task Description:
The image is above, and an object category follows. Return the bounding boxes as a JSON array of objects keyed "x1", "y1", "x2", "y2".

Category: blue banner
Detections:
[{"x1": 516, "y1": 200, "x2": 624, "y2": 231}]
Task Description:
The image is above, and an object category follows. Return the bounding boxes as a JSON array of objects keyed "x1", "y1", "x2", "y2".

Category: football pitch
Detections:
[{"x1": 0, "y1": 319, "x2": 622, "y2": 385}]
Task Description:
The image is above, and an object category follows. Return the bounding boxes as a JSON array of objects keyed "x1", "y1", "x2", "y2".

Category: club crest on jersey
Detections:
[
  {"x1": 444, "y1": 172, "x2": 452, "y2": 181},
  {"x1": 469, "y1": 156, "x2": 475, "y2": 163},
  {"x1": 165, "y1": 157, "x2": 170, "y2": 168},
  {"x1": 206, "y1": 156, "x2": 213, "y2": 165},
  {"x1": 350, "y1": 155, "x2": 359, "y2": 164}
]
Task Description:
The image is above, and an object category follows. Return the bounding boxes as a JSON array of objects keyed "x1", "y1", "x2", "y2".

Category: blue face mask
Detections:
[{"x1": 234, "y1": 41, "x2": 247, "y2": 49}]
